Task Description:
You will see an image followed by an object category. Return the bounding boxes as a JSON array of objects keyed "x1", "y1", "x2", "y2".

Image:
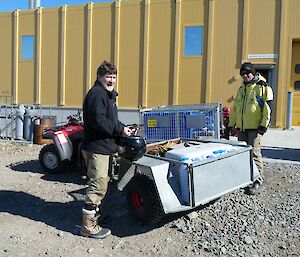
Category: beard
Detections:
[
  {"x1": 103, "y1": 83, "x2": 114, "y2": 92},
  {"x1": 99, "y1": 77, "x2": 115, "y2": 92}
]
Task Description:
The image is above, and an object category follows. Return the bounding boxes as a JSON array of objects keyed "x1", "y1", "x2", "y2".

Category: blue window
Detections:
[
  {"x1": 295, "y1": 81, "x2": 300, "y2": 91},
  {"x1": 21, "y1": 35, "x2": 35, "y2": 60},
  {"x1": 184, "y1": 26, "x2": 204, "y2": 56}
]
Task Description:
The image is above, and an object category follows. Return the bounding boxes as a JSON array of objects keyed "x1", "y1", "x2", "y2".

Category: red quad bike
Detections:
[
  {"x1": 38, "y1": 112, "x2": 142, "y2": 177},
  {"x1": 39, "y1": 111, "x2": 85, "y2": 173}
]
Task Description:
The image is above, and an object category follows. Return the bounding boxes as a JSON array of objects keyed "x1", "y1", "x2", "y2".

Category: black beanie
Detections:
[{"x1": 240, "y1": 62, "x2": 256, "y2": 75}]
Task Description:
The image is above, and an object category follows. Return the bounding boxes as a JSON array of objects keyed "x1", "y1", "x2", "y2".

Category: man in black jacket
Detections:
[{"x1": 80, "y1": 61, "x2": 132, "y2": 239}]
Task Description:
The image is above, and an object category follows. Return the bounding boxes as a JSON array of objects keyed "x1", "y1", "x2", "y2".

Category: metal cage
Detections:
[{"x1": 139, "y1": 104, "x2": 221, "y2": 142}]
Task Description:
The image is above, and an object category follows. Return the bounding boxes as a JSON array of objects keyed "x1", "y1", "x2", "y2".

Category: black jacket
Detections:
[{"x1": 81, "y1": 81, "x2": 124, "y2": 154}]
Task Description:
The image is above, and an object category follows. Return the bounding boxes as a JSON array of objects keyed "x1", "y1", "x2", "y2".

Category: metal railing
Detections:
[{"x1": 0, "y1": 103, "x2": 82, "y2": 142}]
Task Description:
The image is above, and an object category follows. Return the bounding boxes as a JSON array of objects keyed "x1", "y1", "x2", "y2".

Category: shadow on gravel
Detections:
[
  {"x1": 0, "y1": 188, "x2": 159, "y2": 237},
  {"x1": 7, "y1": 160, "x2": 86, "y2": 185},
  {"x1": 3, "y1": 167, "x2": 219, "y2": 238},
  {"x1": 0, "y1": 190, "x2": 83, "y2": 235},
  {"x1": 94, "y1": 182, "x2": 215, "y2": 238},
  {"x1": 262, "y1": 147, "x2": 300, "y2": 162},
  {"x1": 0, "y1": 186, "x2": 217, "y2": 238}
]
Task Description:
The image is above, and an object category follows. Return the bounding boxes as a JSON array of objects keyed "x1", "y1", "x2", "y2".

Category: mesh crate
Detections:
[
  {"x1": 140, "y1": 104, "x2": 220, "y2": 142},
  {"x1": 143, "y1": 111, "x2": 177, "y2": 141},
  {"x1": 179, "y1": 110, "x2": 216, "y2": 139}
]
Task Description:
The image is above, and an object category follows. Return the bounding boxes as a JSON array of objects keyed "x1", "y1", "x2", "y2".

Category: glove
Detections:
[
  {"x1": 257, "y1": 126, "x2": 267, "y2": 135},
  {"x1": 224, "y1": 127, "x2": 232, "y2": 140},
  {"x1": 227, "y1": 127, "x2": 239, "y2": 135}
]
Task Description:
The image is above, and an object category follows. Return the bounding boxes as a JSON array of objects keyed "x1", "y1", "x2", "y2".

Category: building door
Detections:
[
  {"x1": 255, "y1": 65, "x2": 276, "y2": 125},
  {"x1": 290, "y1": 40, "x2": 300, "y2": 126}
]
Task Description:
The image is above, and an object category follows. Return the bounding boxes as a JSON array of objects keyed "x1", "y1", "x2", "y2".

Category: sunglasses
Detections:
[{"x1": 240, "y1": 70, "x2": 252, "y2": 76}]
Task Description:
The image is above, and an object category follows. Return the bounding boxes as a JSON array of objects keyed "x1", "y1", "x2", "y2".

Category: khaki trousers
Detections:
[
  {"x1": 81, "y1": 150, "x2": 111, "y2": 206},
  {"x1": 237, "y1": 130, "x2": 264, "y2": 182}
]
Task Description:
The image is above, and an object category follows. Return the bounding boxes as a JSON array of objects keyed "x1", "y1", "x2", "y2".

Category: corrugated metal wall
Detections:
[
  {"x1": 118, "y1": 1, "x2": 143, "y2": 107},
  {"x1": 18, "y1": 10, "x2": 35, "y2": 104},
  {"x1": 41, "y1": 8, "x2": 59, "y2": 106},
  {"x1": 178, "y1": 0, "x2": 204, "y2": 105},
  {"x1": 0, "y1": 0, "x2": 300, "y2": 127},
  {"x1": 0, "y1": 13, "x2": 12, "y2": 95}
]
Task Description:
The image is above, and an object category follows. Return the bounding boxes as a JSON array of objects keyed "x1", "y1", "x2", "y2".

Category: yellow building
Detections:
[{"x1": 0, "y1": 0, "x2": 299, "y2": 127}]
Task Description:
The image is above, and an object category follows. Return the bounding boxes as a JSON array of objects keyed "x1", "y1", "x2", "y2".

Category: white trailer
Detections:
[{"x1": 117, "y1": 138, "x2": 260, "y2": 224}]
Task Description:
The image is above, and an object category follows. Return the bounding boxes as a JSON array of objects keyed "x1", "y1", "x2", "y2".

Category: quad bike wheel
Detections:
[
  {"x1": 126, "y1": 175, "x2": 164, "y2": 225},
  {"x1": 39, "y1": 144, "x2": 68, "y2": 173}
]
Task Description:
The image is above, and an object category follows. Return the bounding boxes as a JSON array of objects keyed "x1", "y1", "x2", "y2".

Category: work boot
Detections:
[
  {"x1": 80, "y1": 208, "x2": 111, "y2": 239},
  {"x1": 94, "y1": 207, "x2": 112, "y2": 225},
  {"x1": 245, "y1": 181, "x2": 261, "y2": 195}
]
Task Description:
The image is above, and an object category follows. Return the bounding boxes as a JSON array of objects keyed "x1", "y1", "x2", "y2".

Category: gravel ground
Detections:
[{"x1": 0, "y1": 142, "x2": 299, "y2": 257}]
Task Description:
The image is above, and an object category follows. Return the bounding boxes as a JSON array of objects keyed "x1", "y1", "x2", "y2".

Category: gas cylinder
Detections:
[
  {"x1": 15, "y1": 105, "x2": 25, "y2": 140},
  {"x1": 23, "y1": 106, "x2": 37, "y2": 141}
]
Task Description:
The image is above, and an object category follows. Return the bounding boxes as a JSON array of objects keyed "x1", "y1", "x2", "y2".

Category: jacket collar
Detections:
[{"x1": 243, "y1": 73, "x2": 259, "y2": 85}]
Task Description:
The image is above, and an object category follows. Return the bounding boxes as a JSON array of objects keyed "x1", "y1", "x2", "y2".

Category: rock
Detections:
[
  {"x1": 241, "y1": 235, "x2": 253, "y2": 244},
  {"x1": 174, "y1": 220, "x2": 188, "y2": 233},
  {"x1": 257, "y1": 215, "x2": 264, "y2": 220},
  {"x1": 112, "y1": 240, "x2": 125, "y2": 250},
  {"x1": 186, "y1": 211, "x2": 198, "y2": 221},
  {"x1": 87, "y1": 247, "x2": 94, "y2": 253},
  {"x1": 220, "y1": 247, "x2": 227, "y2": 254},
  {"x1": 57, "y1": 232, "x2": 63, "y2": 237},
  {"x1": 279, "y1": 245, "x2": 287, "y2": 250},
  {"x1": 165, "y1": 238, "x2": 172, "y2": 244},
  {"x1": 204, "y1": 222, "x2": 211, "y2": 230}
]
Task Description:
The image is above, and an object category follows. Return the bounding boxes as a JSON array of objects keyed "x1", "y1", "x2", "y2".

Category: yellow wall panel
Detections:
[
  {"x1": 18, "y1": 63, "x2": 35, "y2": 104},
  {"x1": 91, "y1": 3, "x2": 114, "y2": 80},
  {"x1": 118, "y1": 2, "x2": 142, "y2": 108},
  {"x1": 181, "y1": 0, "x2": 204, "y2": 24},
  {"x1": 177, "y1": 0, "x2": 204, "y2": 104},
  {"x1": 147, "y1": 1, "x2": 174, "y2": 107},
  {"x1": 40, "y1": 9, "x2": 59, "y2": 106},
  {"x1": 0, "y1": 14, "x2": 12, "y2": 97},
  {"x1": 288, "y1": 0, "x2": 300, "y2": 35},
  {"x1": 248, "y1": 0, "x2": 280, "y2": 57},
  {"x1": 178, "y1": 59, "x2": 202, "y2": 104},
  {"x1": 18, "y1": 10, "x2": 35, "y2": 35},
  {"x1": 65, "y1": 7, "x2": 85, "y2": 107},
  {"x1": 210, "y1": 0, "x2": 243, "y2": 105},
  {"x1": 18, "y1": 11, "x2": 35, "y2": 104}
]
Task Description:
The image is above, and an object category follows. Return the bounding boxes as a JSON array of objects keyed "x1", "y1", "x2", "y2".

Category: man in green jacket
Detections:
[{"x1": 229, "y1": 62, "x2": 273, "y2": 194}]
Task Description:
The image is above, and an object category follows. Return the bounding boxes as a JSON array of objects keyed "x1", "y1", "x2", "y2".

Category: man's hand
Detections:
[
  {"x1": 122, "y1": 127, "x2": 133, "y2": 137},
  {"x1": 257, "y1": 126, "x2": 267, "y2": 135}
]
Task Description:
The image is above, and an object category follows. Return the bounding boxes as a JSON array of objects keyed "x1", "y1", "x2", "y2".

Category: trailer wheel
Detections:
[
  {"x1": 126, "y1": 175, "x2": 164, "y2": 225},
  {"x1": 39, "y1": 144, "x2": 67, "y2": 173}
]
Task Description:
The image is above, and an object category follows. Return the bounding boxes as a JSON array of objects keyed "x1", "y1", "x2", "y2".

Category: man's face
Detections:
[
  {"x1": 241, "y1": 71, "x2": 254, "y2": 83},
  {"x1": 98, "y1": 73, "x2": 117, "y2": 92}
]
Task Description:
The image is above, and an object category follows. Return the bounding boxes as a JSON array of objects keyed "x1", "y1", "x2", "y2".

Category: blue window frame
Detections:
[
  {"x1": 21, "y1": 35, "x2": 35, "y2": 60},
  {"x1": 184, "y1": 26, "x2": 204, "y2": 56},
  {"x1": 295, "y1": 64, "x2": 300, "y2": 74}
]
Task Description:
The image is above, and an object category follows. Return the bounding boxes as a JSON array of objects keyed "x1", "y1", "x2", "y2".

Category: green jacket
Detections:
[{"x1": 229, "y1": 74, "x2": 273, "y2": 131}]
